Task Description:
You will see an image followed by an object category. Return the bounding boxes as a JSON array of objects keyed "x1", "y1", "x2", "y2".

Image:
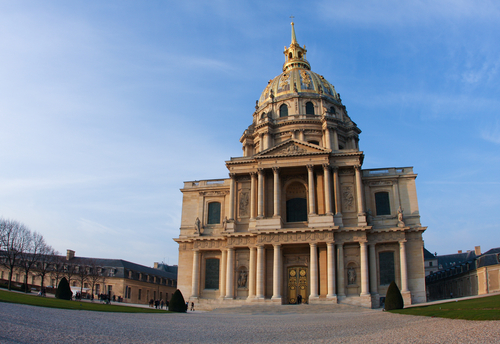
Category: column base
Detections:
[
  {"x1": 224, "y1": 296, "x2": 235, "y2": 300},
  {"x1": 357, "y1": 214, "x2": 367, "y2": 226},
  {"x1": 271, "y1": 296, "x2": 282, "y2": 302},
  {"x1": 334, "y1": 213, "x2": 343, "y2": 226},
  {"x1": 308, "y1": 214, "x2": 334, "y2": 228},
  {"x1": 256, "y1": 217, "x2": 282, "y2": 230},
  {"x1": 402, "y1": 291, "x2": 412, "y2": 306}
]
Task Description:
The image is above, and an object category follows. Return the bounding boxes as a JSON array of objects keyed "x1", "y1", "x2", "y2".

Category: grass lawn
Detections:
[
  {"x1": 389, "y1": 294, "x2": 500, "y2": 320},
  {"x1": 0, "y1": 289, "x2": 172, "y2": 313}
]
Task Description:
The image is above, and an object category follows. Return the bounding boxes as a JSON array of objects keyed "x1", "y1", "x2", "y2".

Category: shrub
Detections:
[
  {"x1": 55, "y1": 278, "x2": 72, "y2": 300},
  {"x1": 385, "y1": 280, "x2": 404, "y2": 310},
  {"x1": 169, "y1": 289, "x2": 187, "y2": 313}
]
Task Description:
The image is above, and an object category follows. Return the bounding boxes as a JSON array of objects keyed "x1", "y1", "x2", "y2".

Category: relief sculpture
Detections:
[
  {"x1": 239, "y1": 192, "x2": 249, "y2": 217},
  {"x1": 342, "y1": 186, "x2": 354, "y2": 211}
]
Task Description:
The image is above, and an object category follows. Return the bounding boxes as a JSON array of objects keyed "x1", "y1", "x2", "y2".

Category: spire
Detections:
[
  {"x1": 283, "y1": 21, "x2": 310, "y2": 72},
  {"x1": 291, "y1": 20, "x2": 297, "y2": 44}
]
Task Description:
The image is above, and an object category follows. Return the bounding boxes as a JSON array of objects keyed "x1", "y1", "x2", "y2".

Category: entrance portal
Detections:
[{"x1": 287, "y1": 266, "x2": 308, "y2": 304}]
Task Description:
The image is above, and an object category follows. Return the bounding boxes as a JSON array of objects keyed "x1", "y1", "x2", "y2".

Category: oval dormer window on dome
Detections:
[
  {"x1": 306, "y1": 102, "x2": 314, "y2": 115},
  {"x1": 261, "y1": 112, "x2": 266, "y2": 119},
  {"x1": 329, "y1": 106, "x2": 336, "y2": 115},
  {"x1": 280, "y1": 104, "x2": 288, "y2": 117}
]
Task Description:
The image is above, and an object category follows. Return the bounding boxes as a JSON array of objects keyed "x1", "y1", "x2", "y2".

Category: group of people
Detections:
[
  {"x1": 186, "y1": 301, "x2": 195, "y2": 311},
  {"x1": 149, "y1": 299, "x2": 169, "y2": 310}
]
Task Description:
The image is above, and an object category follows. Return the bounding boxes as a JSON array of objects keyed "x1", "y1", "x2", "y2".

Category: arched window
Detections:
[
  {"x1": 375, "y1": 192, "x2": 391, "y2": 216},
  {"x1": 306, "y1": 102, "x2": 314, "y2": 115},
  {"x1": 288, "y1": 52, "x2": 292, "y2": 59},
  {"x1": 280, "y1": 104, "x2": 288, "y2": 117},
  {"x1": 286, "y1": 182, "x2": 307, "y2": 222},
  {"x1": 207, "y1": 202, "x2": 221, "y2": 224},
  {"x1": 261, "y1": 112, "x2": 266, "y2": 119},
  {"x1": 329, "y1": 106, "x2": 336, "y2": 114}
]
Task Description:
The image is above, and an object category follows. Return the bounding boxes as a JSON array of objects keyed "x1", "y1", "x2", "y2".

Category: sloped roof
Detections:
[{"x1": 423, "y1": 248, "x2": 436, "y2": 260}]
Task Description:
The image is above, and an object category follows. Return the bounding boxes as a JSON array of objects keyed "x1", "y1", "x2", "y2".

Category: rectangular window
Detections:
[
  {"x1": 375, "y1": 192, "x2": 391, "y2": 216},
  {"x1": 379, "y1": 251, "x2": 395, "y2": 285},
  {"x1": 96, "y1": 284, "x2": 100, "y2": 295},
  {"x1": 138, "y1": 289, "x2": 142, "y2": 300},
  {"x1": 207, "y1": 202, "x2": 221, "y2": 224},
  {"x1": 127, "y1": 287, "x2": 131, "y2": 299},
  {"x1": 205, "y1": 258, "x2": 220, "y2": 289}
]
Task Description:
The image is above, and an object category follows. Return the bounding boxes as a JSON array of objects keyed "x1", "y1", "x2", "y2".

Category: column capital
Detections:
[
  {"x1": 272, "y1": 166, "x2": 279, "y2": 173},
  {"x1": 309, "y1": 242, "x2": 318, "y2": 248},
  {"x1": 326, "y1": 241, "x2": 335, "y2": 247},
  {"x1": 229, "y1": 173, "x2": 236, "y2": 178},
  {"x1": 250, "y1": 171, "x2": 257, "y2": 176},
  {"x1": 332, "y1": 166, "x2": 339, "y2": 172},
  {"x1": 399, "y1": 239, "x2": 407, "y2": 245},
  {"x1": 272, "y1": 243, "x2": 281, "y2": 248},
  {"x1": 322, "y1": 163, "x2": 330, "y2": 170},
  {"x1": 354, "y1": 164, "x2": 362, "y2": 171},
  {"x1": 306, "y1": 164, "x2": 314, "y2": 171},
  {"x1": 257, "y1": 168, "x2": 265, "y2": 175}
]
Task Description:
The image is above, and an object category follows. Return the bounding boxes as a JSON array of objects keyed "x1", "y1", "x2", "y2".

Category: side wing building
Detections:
[{"x1": 174, "y1": 23, "x2": 427, "y2": 309}]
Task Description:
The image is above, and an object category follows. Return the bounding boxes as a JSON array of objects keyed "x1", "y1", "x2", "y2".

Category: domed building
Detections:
[{"x1": 174, "y1": 23, "x2": 427, "y2": 309}]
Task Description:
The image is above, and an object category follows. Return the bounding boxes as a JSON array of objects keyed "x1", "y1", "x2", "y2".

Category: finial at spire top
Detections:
[{"x1": 290, "y1": 17, "x2": 297, "y2": 44}]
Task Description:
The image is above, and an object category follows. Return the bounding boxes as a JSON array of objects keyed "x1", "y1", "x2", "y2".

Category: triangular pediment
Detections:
[{"x1": 255, "y1": 139, "x2": 331, "y2": 158}]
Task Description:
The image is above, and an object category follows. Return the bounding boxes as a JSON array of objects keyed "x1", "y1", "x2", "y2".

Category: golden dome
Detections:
[{"x1": 258, "y1": 22, "x2": 340, "y2": 107}]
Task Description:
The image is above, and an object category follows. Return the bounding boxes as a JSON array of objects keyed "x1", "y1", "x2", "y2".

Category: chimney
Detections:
[
  {"x1": 458, "y1": 250, "x2": 462, "y2": 254},
  {"x1": 66, "y1": 249, "x2": 75, "y2": 261},
  {"x1": 154, "y1": 262, "x2": 159, "y2": 269},
  {"x1": 474, "y1": 246, "x2": 481, "y2": 256}
]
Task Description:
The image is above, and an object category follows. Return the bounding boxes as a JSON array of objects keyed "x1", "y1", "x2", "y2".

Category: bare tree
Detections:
[
  {"x1": 75, "y1": 261, "x2": 90, "y2": 297},
  {"x1": 51, "y1": 257, "x2": 65, "y2": 289},
  {"x1": 0, "y1": 219, "x2": 31, "y2": 290},
  {"x1": 18, "y1": 231, "x2": 48, "y2": 293},
  {"x1": 64, "y1": 263, "x2": 78, "y2": 288},
  {"x1": 36, "y1": 247, "x2": 58, "y2": 291},
  {"x1": 87, "y1": 259, "x2": 102, "y2": 301}
]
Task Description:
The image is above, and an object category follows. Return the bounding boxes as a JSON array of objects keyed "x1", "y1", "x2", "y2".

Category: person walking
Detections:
[{"x1": 190, "y1": 301, "x2": 195, "y2": 311}]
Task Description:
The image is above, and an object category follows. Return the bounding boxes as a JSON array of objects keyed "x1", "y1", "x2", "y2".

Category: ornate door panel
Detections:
[{"x1": 287, "y1": 266, "x2": 308, "y2": 304}]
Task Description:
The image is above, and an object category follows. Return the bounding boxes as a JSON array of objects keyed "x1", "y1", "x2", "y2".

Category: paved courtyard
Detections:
[{"x1": 1, "y1": 302, "x2": 499, "y2": 343}]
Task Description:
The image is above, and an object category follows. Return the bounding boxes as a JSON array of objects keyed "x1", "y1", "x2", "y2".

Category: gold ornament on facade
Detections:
[
  {"x1": 300, "y1": 70, "x2": 311, "y2": 87},
  {"x1": 279, "y1": 73, "x2": 290, "y2": 88}
]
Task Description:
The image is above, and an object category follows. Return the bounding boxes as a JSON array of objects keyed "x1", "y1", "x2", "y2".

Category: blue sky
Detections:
[{"x1": 1, "y1": 1, "x2": 499, "y2": 266}]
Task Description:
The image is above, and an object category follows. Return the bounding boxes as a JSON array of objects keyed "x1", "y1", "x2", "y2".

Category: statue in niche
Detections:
[
  {"x1": 237, "y1": 270, "x2": 248, "y2": 288},
  {"x1": 397, "y1": 206, "x2": 405, "y2": 227},
  {"x1": 347, "y1": 267, "x2": 356, "y2": 285},
  {"x1": 194, "y1": 217, "x2": 201, "y2": 235},
  {"x1": 222, "y1": 216, "x2": 228, "y2": 231}
]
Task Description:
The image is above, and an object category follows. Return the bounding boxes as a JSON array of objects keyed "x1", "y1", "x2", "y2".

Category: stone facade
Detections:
[{"x1": 174, "y1": 23, "x2": 427, "y2": 309}]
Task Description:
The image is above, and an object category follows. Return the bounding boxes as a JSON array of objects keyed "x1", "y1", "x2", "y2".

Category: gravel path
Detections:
[{"x1": 1, "y1": 302, "x2": 499, "y2": 343}]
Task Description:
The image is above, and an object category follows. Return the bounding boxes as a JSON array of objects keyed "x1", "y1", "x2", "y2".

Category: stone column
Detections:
[
  {"x1": 250, "y1": 172, "x2": 257, "y2": 220},
  {"x1": 332, "y1": 128, "x2": 339, "y2": 150},
  {"x1": 309, "y1": 243, "x2": 319, "y2": 299},
  {"x1": 327, "y1": 242, "x2": 336, "y2": 298},
  {"x1": 354, "y1": 165, "x2": 365, "y2": 215},
  {"x1": 248, "y1": 247, "x2": 256, "y2": 299},
  {"x1": 369, "y1": 243, "x2": 378, "y2": 294},
  {"x1": 337, "y1": 243, "x2": 345, "y2": 297},
  {"x1": 273, "y1": 167, "x2": 280, "y2": 217},
  {"x1": 333, "y1": 167, "x2": 342, "y2": 216},
  {"x1": 272, "y1": 244, "x2": 282, "y2": 300},
  {"x1": 256, "y1": 245, "x2": 265, "y2": 299},
  {"x1": 324, "y1": 128, "x2": 332, "y2": 149},
  {"x1": 191, "y1": 250, "x2": 200, "y2": 298},
  {"x1": 220, "y1": 249, "x2": 227, "y2": 298},
  {"x1": 360, "y1": 241, "x2": 369, "y2": 296},
  {"x1": 399, "y1": 240, "x2": 409, "y2": 292},
  {"x1": 323, "y1": 164, "x2": 333, "y2": 215},
  {"x1": 307, "y1": 165, "x2": 316, "y2": 215},
  {"x1": 299, "y1": 130, "x2": 305, "y2": 141},
  {"x1": 257, "y1": 168, "x2": 264, "y2": 218},
  {"x1": 225, "y1": 248, "x2": 235, "y2": 299},
  {"x1": 229, "y1": 173, "x2": 236, "y2": 221}
]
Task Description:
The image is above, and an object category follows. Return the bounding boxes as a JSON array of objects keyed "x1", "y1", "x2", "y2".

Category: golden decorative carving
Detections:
[{"x1": 300, "y1": 70, "x2": 311, "y2": 87}]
